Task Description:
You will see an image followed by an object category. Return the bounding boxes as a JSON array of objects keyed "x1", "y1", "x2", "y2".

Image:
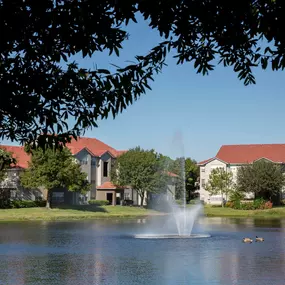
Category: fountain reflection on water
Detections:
[{"x1": 134, "y1": 132, "x2": 210, "y2": 239}]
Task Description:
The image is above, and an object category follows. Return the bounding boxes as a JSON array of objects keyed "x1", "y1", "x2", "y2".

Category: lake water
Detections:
[{"x1": 0, "y1": 217, "x2": 285, "y2": 285}]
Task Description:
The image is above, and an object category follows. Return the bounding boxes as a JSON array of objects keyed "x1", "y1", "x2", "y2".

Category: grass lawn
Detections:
[
  {"x1": 0, "y1": 205, "x2": 164, "y2": 222},
  {"x1": 2, "y1": 205, "x2": 285, "y2": 222},
  {"x1": 204, "y1": 205, "x2": 285, "y2": 218}
]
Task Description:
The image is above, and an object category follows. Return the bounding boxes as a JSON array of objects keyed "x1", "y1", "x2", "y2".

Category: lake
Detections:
[{"x1": 0, "y1": 217, "x2": 285, "y2": 285}]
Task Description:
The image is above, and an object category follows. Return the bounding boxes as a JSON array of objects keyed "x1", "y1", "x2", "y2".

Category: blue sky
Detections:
[{"x1": 2, "y1": 16, "x2": 285, "y2": 162}]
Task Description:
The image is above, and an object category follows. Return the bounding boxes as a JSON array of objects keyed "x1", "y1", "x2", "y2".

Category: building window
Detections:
[
  {"x1": 103, "y1": 162, "x2": 108, "y2": 177},
  {"x1": 124, "y1": 193, "x2": 131, "y2": 200},
  {"x1": 201, "y1": 167, "x2": 205, "y2": 172},
  {"x1": 91, "y1": 158, "x2": 97, "y2": 166},
  {"x1": 201, "y1": 179, "x2": 205, "y2": 187},
  {"x1": 52, "y1": 192, "x2": 64, "y2": 203},
  {"x1": 79, "y1": 160, "x2": 87, "y2": 165}
]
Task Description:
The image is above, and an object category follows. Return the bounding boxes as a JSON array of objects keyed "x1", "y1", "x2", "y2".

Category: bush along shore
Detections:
[
  {"x1": 203, "y1": 197, "x2": 285, "y2": 218},
  {"x1": 204, "y1": 205, "x2": 285, "y2": 218},
  {"x1": 225, "y1": 198, "x2": 273, "y2": 210}
]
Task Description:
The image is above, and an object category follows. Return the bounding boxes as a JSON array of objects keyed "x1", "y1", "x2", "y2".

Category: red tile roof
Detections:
[
  {"x1": 0, "y1": 137, "x2": 125, "y2": 169},
  {"x1": 0, "y1": 145, "x2": 30, "y2": 168},
  {"x1": 97, "y1": 181, "x2": 124, "y2": 189},
  {"x1": 197, "y1": 158, "x2": 215, "y2": 166},
  {"x1": 67, "y1": 137, "x2": 123, "y2": 157},
  {"x1": 198, "y1": 144, "x2": 285, "y2": 165},
  {"x1": 167, "y1": 171, "x2": 179, "y2": 177},
  {"x1": 116, "y1": 150, "x2": 127, "y2": 156}
]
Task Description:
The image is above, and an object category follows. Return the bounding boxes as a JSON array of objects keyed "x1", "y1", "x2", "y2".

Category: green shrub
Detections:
[
  {"x1": 233, "y1": 199, "x2": 241, "y2": 209},
  {"x1": 88, "y1": 199, "x2": 109, "y2": 206},
  {"x1": 240, "y1": 202, "x2": 255, "y2": 210},
  {"x1": 253, "y1": 198, "x2": 266, "y2": 209},
  {"x1": 0, "y1": 199, "x2": 11, "y2": 209},
  {"x1": 34, "y1": 200, "x2": 46, "y2": 207},
  {"x1": 230, "y1": 198, "x2": 272, "y2": 210},
  {"x1": 10, "y1": 200, "x2": 46, "y2": 208}
]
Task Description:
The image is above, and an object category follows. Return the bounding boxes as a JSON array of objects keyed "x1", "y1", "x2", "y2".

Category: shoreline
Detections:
[
  {"x1": 0, "y1": 206, "x2": 166, "y2": 222},
  {"x1": 1, "y1": 206, "x2": 285, "y2": 222},
  {"x1": 204, "y1": 206, "x2": 285, "y2": 218}
]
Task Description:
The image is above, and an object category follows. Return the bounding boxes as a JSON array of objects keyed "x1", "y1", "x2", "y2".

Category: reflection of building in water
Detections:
[
  {"x1": 93, "y1": 257, "x2": 110, "y2": 284},
  {"x1": 91, "y1": 237, "x2": 113, "y2": 285}
]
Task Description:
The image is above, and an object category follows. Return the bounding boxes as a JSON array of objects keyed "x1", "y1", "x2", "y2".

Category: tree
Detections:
[
  {"x1": 0, "y1": 147, "x2": 17, "y2": 208},
  {"x1": 185, "y1": 158, "x2": 199, "y2": 201},
  {"x1": 1, "y1": 1, "x2": 285, "y2": 148},
  {"x1": 205, "y1": 168, "x2": 234, "y2": 207},
  {"x1": 0, "y1": 148, "x2": 16, "y2": 181},
  {"x1": 236, "y1": 160, "x2": 285, "y2": 202},
  {"x1": 164, "y1": 157, "x2": 198, "y2": 202},
  {"x1": 20, "y1": 147, "x2": 90, "y2": 208},
  {"x1": 111, "y1": 147, "x2": 166, "y2": 206}
]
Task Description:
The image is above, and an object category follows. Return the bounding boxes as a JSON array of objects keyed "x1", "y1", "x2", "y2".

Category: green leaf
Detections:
[
  {"x1": 261, "y1": 57, "x2": 268, "y2": 69},
  {"x1": 97, "y1": 69, "x2": 111, "y2": 74}
]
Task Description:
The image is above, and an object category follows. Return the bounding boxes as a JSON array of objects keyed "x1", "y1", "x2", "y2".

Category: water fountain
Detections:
[
  {"x1": 134, "y1": 201, "x2": 209, "y2": 239},
  {"x1": 134, "y1": 132, "x2": 210, "y2": 239}
]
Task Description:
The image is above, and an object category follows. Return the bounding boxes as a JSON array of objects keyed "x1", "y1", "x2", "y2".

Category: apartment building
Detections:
[
  {"x1": 198, "y1": 144, "x2": 285, "y2": 204},
  {"x1": 0, "y1": 137, "x2": 177, "y2": 206}
]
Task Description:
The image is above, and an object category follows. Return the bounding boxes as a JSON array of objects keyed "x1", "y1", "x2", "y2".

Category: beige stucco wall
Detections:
[
  {"x1": 199, "y1": 160, "x2": 257, "y2": 203},
  {"x1": 74, "y1": 149, "x2": 92, "y2": 201},
  {"x1": 199, "y1": 159, "x2": 227, "y2": 203},
  {"x1": 96, "y1": 189, "x2": 116, "y2": 205}
]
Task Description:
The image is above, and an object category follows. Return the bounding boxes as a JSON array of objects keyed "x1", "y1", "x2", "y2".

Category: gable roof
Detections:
[
  {"x1": 217, "y1": 144, "x2": 285, "y2": 164},
  {"x1": 198, "y1": 144, "x2": 285, "y2": 165},
  {"x1": 67, "y1": 137, "x2": 124, "y2": 157},
  {"x1": 0, "y1": 145, "x2": 30, "y2": 169},
  {"x1": 197, "y1": 158, "x2": 215, "y2": 166},
  {"x1": 0, "y1": 137, "x2": 125, "y2": 169}
]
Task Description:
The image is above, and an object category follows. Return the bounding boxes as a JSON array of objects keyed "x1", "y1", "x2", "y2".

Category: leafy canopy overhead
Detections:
[
  {"x1": 1, "y1": 0, "x2": 285, "y2": 148},
  {"x1": 20, "y1": 147, "x2": 90, "y2": 207},
  {"x1": 111, "y1": 147, "x2": 167, "y2": 205}
]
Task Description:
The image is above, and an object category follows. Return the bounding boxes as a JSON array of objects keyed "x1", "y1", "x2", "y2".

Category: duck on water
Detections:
[
  {"x1": 242, "y1": 237, "x2": 264, "y2": 243},
  {"x1": 255, "y1": 236, "x2": 264, "y2": 242},
  {"x1": 242, "y1": 238, "x2": 253, "y2": 243}
]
